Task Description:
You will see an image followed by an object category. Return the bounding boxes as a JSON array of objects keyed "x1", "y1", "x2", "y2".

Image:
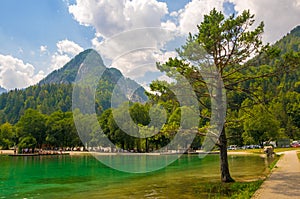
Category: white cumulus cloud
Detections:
[
  {"x1": 50, "y1": 39, "x2": 84, "y2": 71},
  {"x1": 173, "y1": 0, "x2": 300, "y2": 43},
  {"x1": 69, "y1": 0, "x2": 168, "y2": 38},
  {"x1": 229, "y1": 0, "x2": 300, "y2": 43},
  {"x1": 0, "y1": 54, "x2": 45, "y2": 90},
  {"x1": 40, "y1": 45, "x2": 48, "y2": 53},
  {"x1": 56, "y1": 39, "x2": 84, "y2": 56},
  {"x1": 50, "y1": 53, "x2": 71, "y2": 71},
  {"x1": 176, "y1": 0, "x2": 225, "y2": 35}
]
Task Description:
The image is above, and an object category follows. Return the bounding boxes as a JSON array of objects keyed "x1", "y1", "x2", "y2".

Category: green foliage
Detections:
[
  {"x1": 46, "y1": 111, "x2": 79, "y2": 148},
  {"x1": 16, "y1": 109, "x2": 47, "y2": 148},
  {"x1": 0, "y1": 122, "x2": 14, "y2": 149},
  {"x1": 242, "y1": 105, "x2": 280, "y2": 145},
  {"x1": 18, "y1": 135, "x2": 37, "y2": 151},
  {"x1": 97, "y1": 102, "x2": 187, "y2": 152},
  {"x1": 197, "y1": 9, "x2": 264, "y2": 65},
  {"x1": 0, "y1": 84, "x2": 73, "y2": 124}
]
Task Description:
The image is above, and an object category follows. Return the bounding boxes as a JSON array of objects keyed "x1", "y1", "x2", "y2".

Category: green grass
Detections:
[
  {"x1": 297, "y1": 152, "x2": 300, "y2": 160},
  {"x1": 273, "y1": 147, "x2": 300, "y2": 153},
  {"x1": 193, "y1": 180, "x2": 263, "y2": 199},
  {"x1": 268, "y1": 155, "x2": 280, "y2": 170},
  {"x1": 232, "y1": 147, "x2": 299, "y2": 154},
  {"x1": 191, "y1": 153, "x2": 280, "y2": 198},
  {"x1": 198, "y1": 159, "x2": 278, "y2": 198},
  {"x1": 231, "y1": 148, "x2": 263, "y2": 154}
]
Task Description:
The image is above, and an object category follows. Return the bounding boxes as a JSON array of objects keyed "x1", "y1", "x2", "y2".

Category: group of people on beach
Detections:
[
  {"x1": 15, "y1": 148, "x2": 63, "y2": 155},
  {"x1": 20, "y1": 148, "x2": 34, "y2": 154}
]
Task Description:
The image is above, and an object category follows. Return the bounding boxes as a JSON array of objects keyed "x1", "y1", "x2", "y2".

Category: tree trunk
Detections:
[
  {"x1": 214, "y1": 72, "x2": 234, "y2": 183},
  {"x1": 219, "y1": 127, "x2": 235, "y2": 182}
]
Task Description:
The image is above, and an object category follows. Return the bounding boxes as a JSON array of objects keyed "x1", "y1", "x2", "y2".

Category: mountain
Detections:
[
  {"x1": 0, "y1": 49, "x2": 147, "y2": 124},
  {"x1": 39, "y1": 49, "x2": 147, "y2": 104},
  {"x1": 0, "y1": 86, "x2": 6, "y2": 94},
  {"x1": 39, "y1": 49, "x2": 147, "y2": 103},
  {"x1": 39, "y1": 49, "x2": 105, "y2": 85}
]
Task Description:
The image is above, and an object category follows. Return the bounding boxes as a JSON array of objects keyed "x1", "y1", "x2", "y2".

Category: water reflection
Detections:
[{"x1": 0, "y1": 154, "x2": 274, "y2": 199}]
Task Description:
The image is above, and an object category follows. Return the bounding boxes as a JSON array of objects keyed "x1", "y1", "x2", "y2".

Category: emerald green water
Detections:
[{"x1": 0, "y1": 154, "x2": 272, "y2": 198}]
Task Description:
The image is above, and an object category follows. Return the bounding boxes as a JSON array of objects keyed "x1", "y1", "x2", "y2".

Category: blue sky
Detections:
[
  {"x1": 0, "y1": 0, "x2": 189, "y2": 62},
  {"x1": 0, "y1": 0, "x2": 299, "y2": 90},
  {"x1": 0, "y1": 1, "x2": 92, "y2": 65}
]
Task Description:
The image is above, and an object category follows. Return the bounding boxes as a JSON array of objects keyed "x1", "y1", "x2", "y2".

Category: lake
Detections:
[{"x1": 0, "y1": 154, "x2": 273, "y2": 198}]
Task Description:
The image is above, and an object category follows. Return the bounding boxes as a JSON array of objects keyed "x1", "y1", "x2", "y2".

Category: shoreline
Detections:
[
  {"x1": 0, "y1": 150, "x2": 14, "y2": 155},
  {"x1": 2, "y1": 148, "x2": 298, "y2": 157},
  {"x1": 0, "y1": 149, "x2": 258, "y2": 156}
]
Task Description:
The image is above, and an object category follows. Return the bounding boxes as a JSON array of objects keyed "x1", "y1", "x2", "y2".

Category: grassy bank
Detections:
[
  {"x1": 273, "y1": 147, "x2": 300, "y2": 153},
  {"x1": 189, "y1": 156, "x2": 280, "y2": 199},
  {"x1": 192, "y1": 155, "x2": 280, "y2": 198},
  {"x1": 231, "y1": 147, "x2": 299, "y2": 154},
  {"x1": 192, "y1": 180, "x2": 263, "y2": 199},
  {"x1": 268, "y1": 154, "x2": 281, "y2": 171}
]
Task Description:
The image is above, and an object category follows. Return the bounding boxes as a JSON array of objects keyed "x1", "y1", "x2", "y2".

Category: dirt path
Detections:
[{"x1": 252, "y1": 150, "x2": 300, "y2": 198}]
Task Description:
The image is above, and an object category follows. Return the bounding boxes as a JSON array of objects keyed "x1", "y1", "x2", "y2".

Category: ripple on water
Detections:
[{"x1": 0, "y1": 154, "x2": 275, "y2": 199}]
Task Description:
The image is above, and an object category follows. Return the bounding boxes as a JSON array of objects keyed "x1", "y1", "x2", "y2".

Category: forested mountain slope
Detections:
[
  {"x1": 225, "y1": 26, "x2": 300, "y2": 145},
  {"x1": 0, "y1": 49, "x2": 147, "y2": 124}
]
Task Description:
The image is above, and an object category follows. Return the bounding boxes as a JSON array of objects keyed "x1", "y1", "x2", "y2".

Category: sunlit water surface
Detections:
[{"x1": 0, "y1": 154, "x2": 273, "y2": 198}]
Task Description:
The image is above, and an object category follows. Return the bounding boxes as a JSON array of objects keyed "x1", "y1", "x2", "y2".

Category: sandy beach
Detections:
[
  {"x1": 0, "y1": 150, "x2": 14, "y2": 155},
  {"x1": 1, "y1": 149, "x2": 259, "y2": 156}
]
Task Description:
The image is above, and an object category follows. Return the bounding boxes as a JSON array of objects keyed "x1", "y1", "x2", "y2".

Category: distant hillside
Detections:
[
  {"x1": 274, "y1": 25, "x2": 300, "y2": 54},
  {"x1": 230, "y1": 25, "x2": 300, "y2": 108},
  {"x1": 267, "y1": 25, "x2": 300, "y2": 86},
  {"x1": 0, "y1": 49, "x2": 147, "y2": 124}
]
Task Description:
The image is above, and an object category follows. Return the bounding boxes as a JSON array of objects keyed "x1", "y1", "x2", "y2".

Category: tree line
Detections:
[
  {"x1": 0, "y1": 101, "x2": 202, "y2": 153},
  {"x1": 0, "y1": 109, "x2": 80, "y2": 152}
]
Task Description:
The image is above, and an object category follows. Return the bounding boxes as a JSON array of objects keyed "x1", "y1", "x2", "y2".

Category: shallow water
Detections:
[{"x1": 0, "y1": 154, "x2": 272, "y2": 198}]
